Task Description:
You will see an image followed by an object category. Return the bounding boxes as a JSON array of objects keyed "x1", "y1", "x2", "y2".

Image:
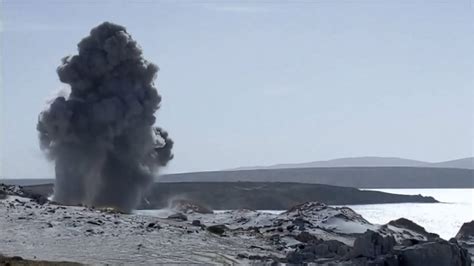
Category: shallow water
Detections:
[{"x1": 341, "y1": 189, "x2": 474, "y2": 240}]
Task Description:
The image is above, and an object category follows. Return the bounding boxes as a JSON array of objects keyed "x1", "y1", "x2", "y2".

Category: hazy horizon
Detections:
[
  {"x1": 1, "y1": 0, "x2": 473, "y2": 179},
  {"x1": 1, "y1": 155, "x2": 472, "y2": 179}
]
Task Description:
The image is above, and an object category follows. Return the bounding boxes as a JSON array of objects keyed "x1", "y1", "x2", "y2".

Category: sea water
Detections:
[{"x1": 339, "y1": 189, "x2": 474, "y2": 240}]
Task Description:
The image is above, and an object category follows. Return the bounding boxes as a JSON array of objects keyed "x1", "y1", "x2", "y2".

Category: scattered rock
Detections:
[
  {"x1": 336, "y1": 244, "x2": 351, "y2": 256},
  {"x1": 389, "y1": 218, "x2": 439, "y2": 240},
  {"x1": 351, "y1": 230, "x2": 396, "y2": 258},
  {"x1": 1, "y1": 195, "x2": 470, "y2": 265},
  {"x1": 207, "y1": 224, "x2": 227, "y2": 236},
  {"x1": 286, "y1": 250, "x2": 317, "y2": 264},
  {"x1": 167, "y1": 213, "x2": 188, "y2": 221},
  {"x1": 100, "y1": 207, "x2": 125, "y2": 214},
  {"x1": 395, "y1": 239, "x2": 472, "y2": 266},
  {"x1": 313, "y1": 243, "x2": 330, "y2": 257},
  {"x1": 87, "y1": 220, "x2": 103, "y2": 226},
  {"x1": 0, "y1": 184, "x2": 49, "y2": 205},
  {"x1": 249, "y1": 245, "x2": 266, "y2": 251},
  {"x1": 147, "y1": 222, "x2": 161, "y2": 230},
  {"x1": 295, "y1": 231, "x2": 319, "y2": 243},
  {"x1": 455, "y1": 221, "x2": 474, "y2": 241},
  {"x1": 292, "y1": 217, "x2": 308, "y2": 230},
  {"x1": 237, "y1": 253, "x2": 278, "y2": 262}
]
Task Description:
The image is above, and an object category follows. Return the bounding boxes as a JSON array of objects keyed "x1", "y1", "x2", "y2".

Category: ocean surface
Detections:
[
  {"x1": 139, "y1": 189, "x2": 473, "y2": 240},
  {"x1": 342, "y1": 189, "x2": 474, "y2": 240}
]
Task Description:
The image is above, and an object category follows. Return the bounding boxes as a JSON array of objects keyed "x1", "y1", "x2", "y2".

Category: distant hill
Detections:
[
  {"x1": 229, "y1": 157, "x2": 474, "y2": 170},
  {"x1": 430, "y1": 157, "x2": 474, "y2": 169},
  {"x1": 159, "y1": 167, "x2": 474, "y2": 188},
  {"x1": 1, "y1": 179, "x2": 53, "y2": 186}
]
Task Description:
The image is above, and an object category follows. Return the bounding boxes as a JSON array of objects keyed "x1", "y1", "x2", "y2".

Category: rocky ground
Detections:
[{"x1": 0, "y1": 184, "x2": 472, "y2": 265}]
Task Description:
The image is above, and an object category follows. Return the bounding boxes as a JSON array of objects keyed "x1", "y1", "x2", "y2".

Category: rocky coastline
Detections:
[{"x1": 0, "y1": 184, "x2": 472, "y2": 265}]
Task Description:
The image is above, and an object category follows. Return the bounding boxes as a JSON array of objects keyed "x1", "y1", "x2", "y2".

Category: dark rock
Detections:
[
  {"x1": 388, "y1": 218, "x2": 439, "y2": 240},
  {"x1": 248, "y1": 226, "x2": 260, "y2": 233},
  {"x1": 236, "y1": 217, "x2": 250, "y2": 223},
  {"x1": 286, "y1": 202, "x2": 327, "y2": 213},
  {"x1": 147, "y1": 222, "x2": 156, "y2": 228},
  {"x1": 250, "y1": 245, "x2": 266, "y2": 251},
  {"x1": 371, "y1": 254, "x2": 399, "y2": 266},
  {"x1": 237, "y1": 253, "x2": 248, "y2": 259},
  {"x1": 191, "y1": 220, "x2": 201, "y2": 226},
  {"x1": 0, "y1": 189, "x2": 6, "y2": 199},
  {"x1": 286, "y1": 251, "x2": 316, "y2": 264},
  {"x1": 293, "y1": 217, "x2": 308, "y2": 230},
  {"x1": 285, "y1": 239, "x2": 351, "y2": 263},
  {"x1": 29, "y1": 193, "x2": 48, "y2": 205},
  {"x1": 295, "y1": 231, "x2": 318, "y2": 243},
  {"x1": 207, "y1": 224, "x2": 227, "y2": 235},
  {"x1": 336, "y1": 244, "x2": 351, "y2": 256},
  {"x1": 325, "y1": 239, "x2": 346, "y2": 253},
  {"x1": 269, "y1": 234, "x2": 280, "y2": 242},
  {"x1": 147, "y1": 222, "x2": 161, "y2": 230},
  {"x1": 236, "y1": 253, "x2": 278, "y2": 262},
  {"x1": 401, "y1": 239, "x2": 422, "y2": 247},
  {"x1": 167, "y1": 212, "x2": 188, "y2": 221},
  {"x1": 395, "y1": 239, "x2": 471, "y2": 266},
  {"x1": 86, "y1": 220, "x2": 103, "y2": 226},
  {"x1": 455, "y1": 221, "x2": 474, "y2": 241},
  {"x1": 352, "y1": 230, "x2": 396, "y2": 259},
  {"x1": 313, "y1": 243, "x2": 330, "y2": 257}
]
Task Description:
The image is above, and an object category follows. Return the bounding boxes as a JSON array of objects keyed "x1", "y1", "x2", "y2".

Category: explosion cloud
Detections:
[{"x1": 37, "y1": 22, "x2": 173, "y2": 212}]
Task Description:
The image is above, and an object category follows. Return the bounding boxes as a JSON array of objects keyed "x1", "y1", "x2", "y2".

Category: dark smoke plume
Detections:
[{"x1": 37, "y1": 22, "x2": 173, "y2": 212}]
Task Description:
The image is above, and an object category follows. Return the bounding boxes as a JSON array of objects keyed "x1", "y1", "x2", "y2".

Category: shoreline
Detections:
[{"x1": 1, "y1": 184, "x2": 472, "y2": 265}]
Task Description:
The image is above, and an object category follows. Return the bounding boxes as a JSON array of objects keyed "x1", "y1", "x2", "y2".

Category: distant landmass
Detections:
[
  {"x1": 228, "y1": 156, "x2": 474, "y2": 171},
  {"x1": 158, "y1": 167, "x2": 474, "y2": 188},
  {"x1": 22, "y1": 182, "x2": 437, "y2": 210}
]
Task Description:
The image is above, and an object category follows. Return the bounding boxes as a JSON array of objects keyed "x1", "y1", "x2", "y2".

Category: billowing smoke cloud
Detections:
[{"x1": 37, "y1": 22, "x2": 173, "y2": 212}]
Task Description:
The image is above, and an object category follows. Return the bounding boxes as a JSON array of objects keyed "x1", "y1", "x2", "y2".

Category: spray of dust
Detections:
[{"x1": 37, "y1": 22, "x2": 173, "y2": 212}]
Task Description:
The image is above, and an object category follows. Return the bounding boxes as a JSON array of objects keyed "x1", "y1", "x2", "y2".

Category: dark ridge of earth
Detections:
[
  {"x1": 22, "y1": 182, "x2": 437, "y2": 210},
  {"x1": 0, "y1": 255, "x2": 80, "y2": 265}
]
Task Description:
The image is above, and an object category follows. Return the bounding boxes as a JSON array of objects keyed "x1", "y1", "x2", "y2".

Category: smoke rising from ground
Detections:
[{"x1": 37, "y1": 22, "x2": 173, "y2": 212}]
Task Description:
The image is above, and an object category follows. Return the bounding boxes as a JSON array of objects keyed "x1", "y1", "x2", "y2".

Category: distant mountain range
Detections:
[{"x1": 229, "y1": 157, "x2": 474, "y2": 171}]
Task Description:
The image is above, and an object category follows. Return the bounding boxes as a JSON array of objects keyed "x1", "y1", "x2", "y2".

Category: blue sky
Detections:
[{"x1": 1, "y1": 0, "x2": 473, "y2": 178}]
